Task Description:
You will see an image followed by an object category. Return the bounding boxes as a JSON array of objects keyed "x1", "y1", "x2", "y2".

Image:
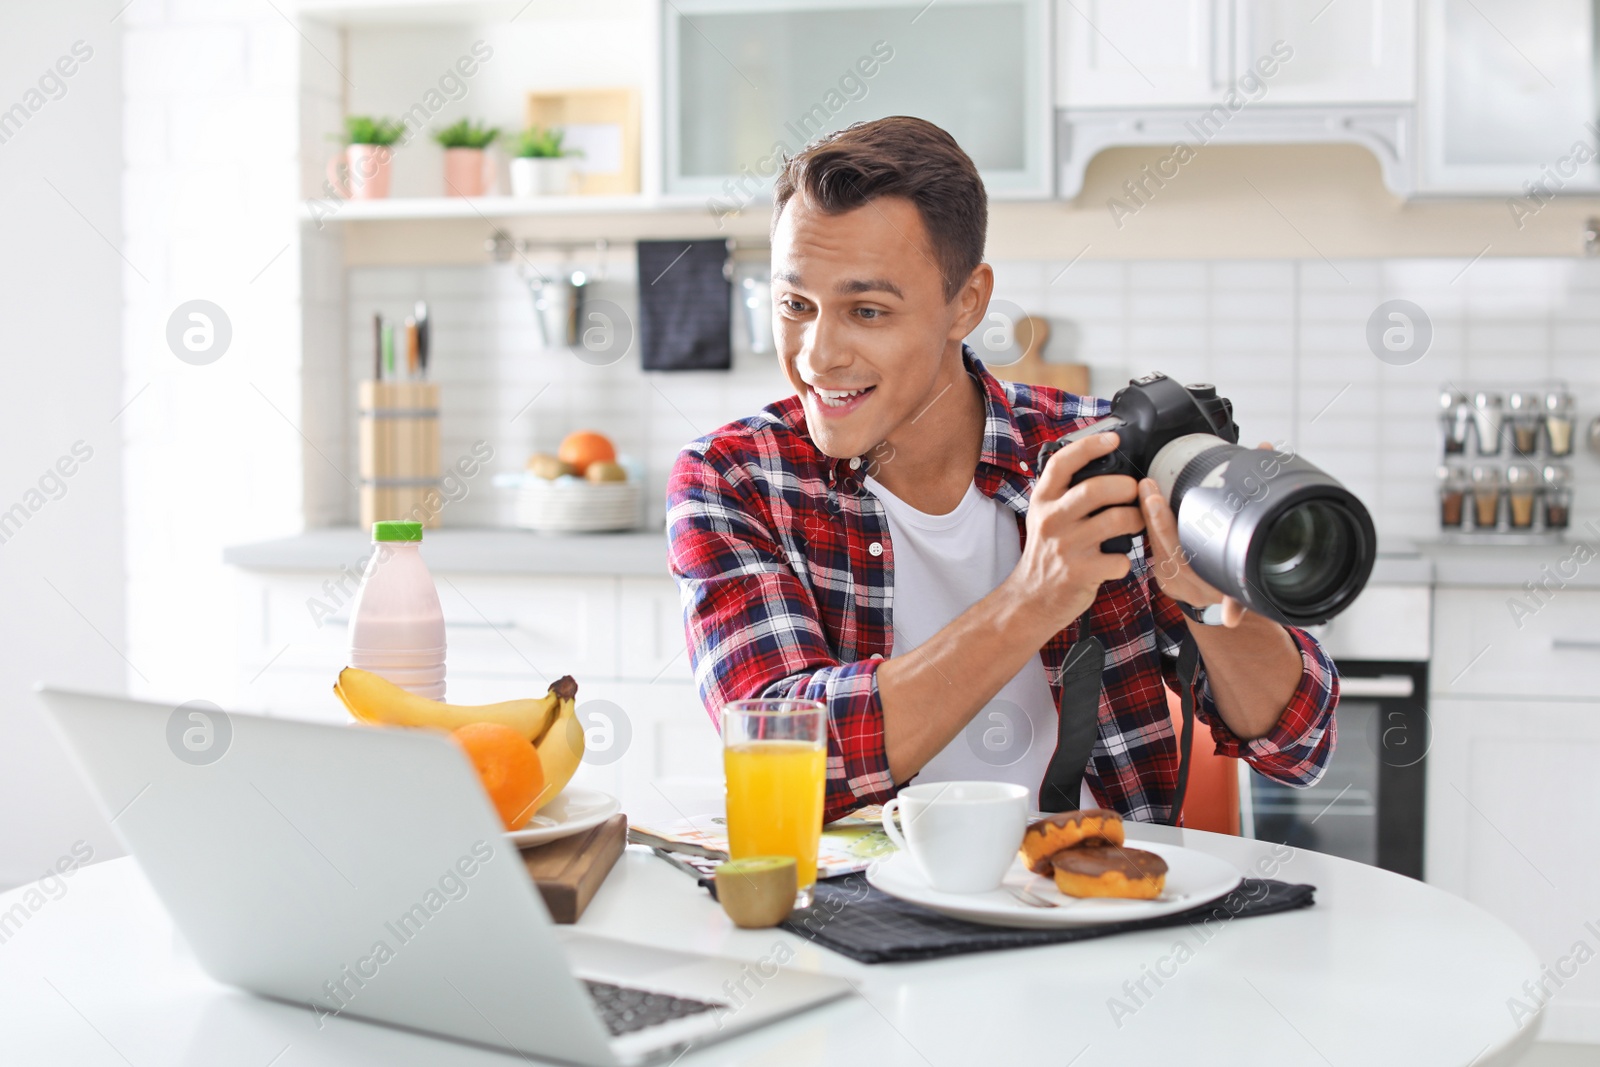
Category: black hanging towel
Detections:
[{"x1": 637, "y1": 239, "x2": 732, "y2": 371}]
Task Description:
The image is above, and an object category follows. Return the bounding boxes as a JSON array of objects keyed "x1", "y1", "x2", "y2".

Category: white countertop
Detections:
[{"x1": 223, "y1": 527, "x2": 673, "y2": 577}]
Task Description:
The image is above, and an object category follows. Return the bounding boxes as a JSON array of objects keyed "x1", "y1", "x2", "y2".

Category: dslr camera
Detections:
[{"x1": 1037, "y1": 373, "x2": 1376, "y2": 628}]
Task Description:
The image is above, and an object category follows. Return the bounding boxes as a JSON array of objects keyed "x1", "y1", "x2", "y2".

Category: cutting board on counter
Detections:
[
  {"x1": 521, "y1": 813, "x2": 627, "y2": 923},
  {"x1": 986, "y1": 316, "x2": 1091, "y2": 397}
]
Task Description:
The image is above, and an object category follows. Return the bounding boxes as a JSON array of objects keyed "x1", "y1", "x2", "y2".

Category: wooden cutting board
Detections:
[
  {"x1": 521, "y1": 814, "x2": 627, "y2": 923},
  {"x1": 986, "y1": 316, "x2": 1091, "y2": 396}
]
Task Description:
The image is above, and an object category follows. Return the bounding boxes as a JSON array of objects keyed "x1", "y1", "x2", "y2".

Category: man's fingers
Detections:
[
  {"x1": 1138, "y1": 479, "x2": 1181, "y2": 555},
  {"x1": 1034, "y1": 431, "x2": 1120, "y2": 502},
  {"x1": 1057, "y1": 473, "x2": 1139, "y2": 522},
  {"x1": 1080, "y1": 503, "x2": 1146, "y2": 546}
]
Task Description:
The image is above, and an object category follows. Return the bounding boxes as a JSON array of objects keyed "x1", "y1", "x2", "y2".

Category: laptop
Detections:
[{"x1": 40, "y1": 687, "x2": 852, "y2": 1065}]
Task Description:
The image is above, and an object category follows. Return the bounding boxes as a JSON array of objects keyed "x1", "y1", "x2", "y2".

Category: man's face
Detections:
[{"x1": 771, "y1": 192, "x2": 967, "y2": 460}]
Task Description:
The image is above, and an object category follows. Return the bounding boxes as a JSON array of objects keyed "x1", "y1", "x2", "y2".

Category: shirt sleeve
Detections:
[
  {"x1": 1147, "y1": 565, "x2": 1339, "y2": 789},
  {"x1": 666, "y1": 444, "x2": 897, "y2": 823}
]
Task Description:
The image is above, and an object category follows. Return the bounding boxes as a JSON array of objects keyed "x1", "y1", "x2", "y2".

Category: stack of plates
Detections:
[{"x1": 499, "y1": 474, "x2": 641, "y2": 532}]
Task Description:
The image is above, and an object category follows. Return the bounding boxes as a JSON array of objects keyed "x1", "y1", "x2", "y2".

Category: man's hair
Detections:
[{"x1": 771, "y1": 116, "x2": 987, "y2": 303}]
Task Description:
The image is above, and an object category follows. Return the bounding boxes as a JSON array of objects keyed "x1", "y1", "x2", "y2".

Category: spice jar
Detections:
[
  {"x1": 1543, "y1": 390, "x2": 1575, "y2": 457},
  {"x1": 1469, "y1": 464, "x2": 1502, "y2": 530},
  {"x1": 1440, "y1": 388, "x2": 1471, "y2": 454},
  {"x1": 1507, "y1": 392, "x2": 1542, "y2": 456},
  {"x1": 1505, "y1": 463, "x2": 1539, "y2": 529},
  {"x1": 1542, "y1": 464, "x2": 1572, "y2": 529},
  {"x1": 1438, "y1": 464, "x2": 1467, "y2": 528},
  {"x1": 1471, "y1": 392, "x2": 1505, "y2": 455}
]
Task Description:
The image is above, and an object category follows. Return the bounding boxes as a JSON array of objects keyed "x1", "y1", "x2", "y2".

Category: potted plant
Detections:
[
  {"x1": 510, "y1": 126, "x2": 581, "y2": 197},
  {"x1": 434, "y1": 119, "x2": 499, "y2": 198},
  {"x1": 328, "y1": 116, "x2": 405, "y2": 200}
]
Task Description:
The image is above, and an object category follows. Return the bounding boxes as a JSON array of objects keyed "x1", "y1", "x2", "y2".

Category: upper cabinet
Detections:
[
  {"x1": 1055, "y1": 0, "x2": 1415, "y2": 109},
  {"x1": 1419, "y1": 0, "x2": 1599, "y2": 193},
  {"x1": 662, "y1": 0, "x2": 1055, "y2": 201}
]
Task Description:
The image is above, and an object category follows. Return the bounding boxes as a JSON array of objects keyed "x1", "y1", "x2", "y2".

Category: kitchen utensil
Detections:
[
  {"x1": 1470, "y1": 391, "x2": 1505, "y2": 455},
  {"x1": 880, "y1": 781, "x2": 1029, "y2": 895},
  {"x1": 865, "y1": 840, "x2": 1243, "y2": 930},
  {"x1": 506, "y1": 788, "x2": 622, "y2": 849},
  {"x1": 983, "y1": 316, "x2": 1091, "y2": 396},
  {"x1": 519, "y1": 812, "x2": 627, "y2": 924},
  {"x1": 1440, "y1": 388, "x2": 1471, "y2": 454},
  {"x1": 1542, "y1": 464, "x2": 1572, "y2": 529},
  {"x1": 358, "y1": 381, "x2": 441, "y2": 530},
  {"x1": 1544, "y1": 390, "x2": 1575, "y2": 456},
  {"x1": 414, "y1": 300, "x2": 430, "y2": 377},
  {"x1": 1004, "y1": 883, "x2": 1058, "y2": 909}
]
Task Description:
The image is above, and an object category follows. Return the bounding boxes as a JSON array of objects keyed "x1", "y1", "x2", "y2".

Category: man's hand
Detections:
[
  {"x1": 1005, "y1": 431, "x2": 1146, "y2": 636},
  {"x1": 1138, "y1": 440, "x2": 1276, "y2": 629}
]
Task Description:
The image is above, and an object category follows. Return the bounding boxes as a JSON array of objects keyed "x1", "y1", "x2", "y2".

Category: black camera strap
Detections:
[
  {"x1": 1169, "y1": 629, "x2": 1200, "y2": 827},
  {"x1": 1038, "y1": 637, "x2": 1103, "y2": 814}
]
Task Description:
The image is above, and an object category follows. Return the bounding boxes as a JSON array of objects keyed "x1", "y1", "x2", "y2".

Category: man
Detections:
[{"x1": 667, "y1": 117, "x2": 1337, "y2": 825}]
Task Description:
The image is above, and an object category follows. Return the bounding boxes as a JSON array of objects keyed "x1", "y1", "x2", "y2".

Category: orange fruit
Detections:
[
  {"x1": 451, "y1": 722, "x2": 546, "y2": 831},
  {"x1": 558, "y1": 430, "x2": 616, "y2": 475}
]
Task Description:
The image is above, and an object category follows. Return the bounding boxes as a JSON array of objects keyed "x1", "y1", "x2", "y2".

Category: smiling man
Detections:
[{"x1": 667, "y1": 117, "x2": 1338, "y2": 824}]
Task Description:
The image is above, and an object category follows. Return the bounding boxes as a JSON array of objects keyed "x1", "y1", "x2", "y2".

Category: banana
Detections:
[
  {"x1": 334, "y1": 668, "x2": 578, "y2": 745},
  {"x1": 531, "y1": 696, "x2": 585, "y2": 811}
]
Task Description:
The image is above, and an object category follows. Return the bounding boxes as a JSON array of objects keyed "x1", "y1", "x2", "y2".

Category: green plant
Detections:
[
  {"x1": 342, "y1": 115, "x2": 406, "y2": 146},
  {"x1": 513, "y1": 126, "x2": 582, "y2": 159},
  {"x1": 433, "y1": 118, "x2": 500, "y2": 150}
]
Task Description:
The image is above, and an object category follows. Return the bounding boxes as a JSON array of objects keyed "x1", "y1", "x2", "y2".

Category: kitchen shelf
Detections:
[{"x1": 301, "y1": 194, "x2": 726, "y2": 223}]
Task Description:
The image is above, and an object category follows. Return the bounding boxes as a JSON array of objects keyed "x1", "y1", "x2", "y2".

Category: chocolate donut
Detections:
[
  {"x1": 1019, "y1": 809, "x2": 1125, "y2": 876},
  {"x1": 1051, "y1": 845, "x2": 1168, "y2": 899}
]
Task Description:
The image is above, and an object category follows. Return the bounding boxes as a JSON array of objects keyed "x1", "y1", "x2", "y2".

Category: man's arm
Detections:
[{"x1": 875, "y1": 430, "x2": 1145, "y2": 782}]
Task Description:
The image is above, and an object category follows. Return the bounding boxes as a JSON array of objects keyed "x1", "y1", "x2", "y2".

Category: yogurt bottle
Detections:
[{"x1": 347, "y1": 521, "x2": 446, "y2": 699}]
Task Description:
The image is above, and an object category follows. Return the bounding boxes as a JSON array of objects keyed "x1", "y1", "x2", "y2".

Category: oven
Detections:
[{"x1": 1241, "y1": 582, "x2": 1431, "y2": 880}]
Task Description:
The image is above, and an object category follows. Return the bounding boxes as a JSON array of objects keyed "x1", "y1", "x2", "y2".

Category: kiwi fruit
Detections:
[
  {"x1": 585, "y1": 460, "x2": 627, "y2": 483},
  {"x1": 714, "y1": 856, "x2": 798, "y2": 928}
]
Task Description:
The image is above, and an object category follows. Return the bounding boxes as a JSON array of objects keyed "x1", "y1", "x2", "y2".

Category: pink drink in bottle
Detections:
[{"x1": 347, "y1": 521, "x2": 446, "y2": 699}]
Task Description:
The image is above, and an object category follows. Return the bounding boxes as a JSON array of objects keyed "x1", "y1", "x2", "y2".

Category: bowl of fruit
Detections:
[{"x1": 494, "y1": 430, "x2": 642, "y2": 532}]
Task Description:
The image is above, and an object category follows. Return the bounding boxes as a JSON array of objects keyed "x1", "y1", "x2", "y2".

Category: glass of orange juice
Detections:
[{"x1": 722, "y1": 698, "x2": 826, "y2": 908}]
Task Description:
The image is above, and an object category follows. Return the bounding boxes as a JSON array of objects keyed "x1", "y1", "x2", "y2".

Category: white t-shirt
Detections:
[{"x1": 863, "y1": 475, "x2": 1092, "y2": 810}]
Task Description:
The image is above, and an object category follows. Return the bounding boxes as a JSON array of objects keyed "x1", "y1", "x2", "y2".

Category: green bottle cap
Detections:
[{"x1": 372, "y1": 521, "x2": 423, "y2": 542}]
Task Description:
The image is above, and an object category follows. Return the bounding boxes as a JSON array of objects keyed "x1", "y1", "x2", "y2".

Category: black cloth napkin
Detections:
[
  {"x1": 701, "y1": 872, "x2": 1315, "y2": 965},
  {"x1": 637, "y1": 239, "x2": 731, "y2": 371}
]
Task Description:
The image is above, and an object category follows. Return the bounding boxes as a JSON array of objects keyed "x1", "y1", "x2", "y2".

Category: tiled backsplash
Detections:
[{"x1": 345, "y1": 256, "x2": 1600, "y2": 544}]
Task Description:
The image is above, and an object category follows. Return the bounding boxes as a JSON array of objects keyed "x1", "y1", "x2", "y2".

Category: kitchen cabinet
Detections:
[
  {"x1": 1055, "y1": 0, "x2": 1414, "y2": 108},
  {"x1": 1426, "y1": 696, "x2": 1600, "y2": 1041},
  {"x1": 1419, "y1": 0, "x2": 1599, "y2": 193},
  {"x1": 1432, "y1": 586, "x2": 1600, "y2": 700},
  {"x1": 662, "y1": 0, "x2": 1054, "y2": 199}
]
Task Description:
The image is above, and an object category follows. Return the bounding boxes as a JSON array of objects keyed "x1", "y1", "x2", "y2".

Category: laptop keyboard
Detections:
[{"x1": 582, "y1": 979, "x2": 725, "y2": 1037}]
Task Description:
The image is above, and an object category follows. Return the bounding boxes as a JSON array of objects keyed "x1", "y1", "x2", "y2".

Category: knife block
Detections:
[{"x1": 358, "y1": 381, "x2": 440, "y2": 529}]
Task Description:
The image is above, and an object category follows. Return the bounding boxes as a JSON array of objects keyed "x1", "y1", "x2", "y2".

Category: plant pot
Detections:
[
  {"x1": 443, "y1": 146, "x2": 492, "y2": 197},
  {"x1": 327, "y1": 143, "x2": 392, "y2": 200},
  {"x1": 510, "y1": 157, "x2": 574, "y2": 198}
]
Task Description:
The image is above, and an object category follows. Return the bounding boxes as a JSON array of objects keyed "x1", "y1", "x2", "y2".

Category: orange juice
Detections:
[{"x1": 724, "y1": 740, "x2": 826, "y2": 890}]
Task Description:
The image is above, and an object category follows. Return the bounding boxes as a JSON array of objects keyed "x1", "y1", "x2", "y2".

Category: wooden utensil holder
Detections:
[{"x1": 358, "y1": 381, "x2": 441, "y2": 529}]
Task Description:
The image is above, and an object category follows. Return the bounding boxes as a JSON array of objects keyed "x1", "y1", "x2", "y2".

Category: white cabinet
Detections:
[
  {"x1": 1419, "y1": 0, "x2": 1599, "y2": 192},
  {"x1": 1242, "y1": 0, "x2": 1415, "y2": 104},
  {"x1": 617, "y1": 577, "x2": 693, "y2": 682},
  {"x1": 1056, "y1": 0, "x2": 1414, "y2": 107},
  {"x1": 1426, "y1": 697, "x2": 1600, "y2": 1041},
  {"x1": 1432, "y1": 587, "x2": 1600, "y2": 700}
]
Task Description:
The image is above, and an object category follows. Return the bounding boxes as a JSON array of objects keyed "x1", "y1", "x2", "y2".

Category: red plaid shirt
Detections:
[{"x1": 666, "y1": 350, "x2": 1338, "y2": 824}]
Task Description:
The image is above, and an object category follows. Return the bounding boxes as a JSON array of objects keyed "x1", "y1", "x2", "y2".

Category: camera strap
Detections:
[
  {"x1": 1037, "y1": 637, "x2": 1104, "y2": 814},
  {"x1": 1169, "y1": 630, "x2": 1200, "y2": 827}
]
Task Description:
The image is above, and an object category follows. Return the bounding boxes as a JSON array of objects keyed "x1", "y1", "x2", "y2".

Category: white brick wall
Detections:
[{"x1": 340, "y1": 255, "x2": 1600, "y2": 545}]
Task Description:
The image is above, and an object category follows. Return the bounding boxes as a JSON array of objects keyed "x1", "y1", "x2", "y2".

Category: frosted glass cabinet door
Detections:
[
  {"x1": 1420, "y1": 0, "x2": 1599, "y2": 192},
  {"x1": 1239, "y1": 0, "x2": 1416, "y2": 104},
  {"x1": 663, "y1": 0, "x2": 1054, "y2": 199}
]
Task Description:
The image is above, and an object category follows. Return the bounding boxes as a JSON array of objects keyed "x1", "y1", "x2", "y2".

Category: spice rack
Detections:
[{"x1": 1436, "y1": 385, "x2": 1574, "y2": 544}]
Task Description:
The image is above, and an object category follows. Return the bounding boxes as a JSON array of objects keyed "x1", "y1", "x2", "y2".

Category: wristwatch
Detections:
[{"x1": 1177, "y1": 600, "x2": 1226, "y2": 626}]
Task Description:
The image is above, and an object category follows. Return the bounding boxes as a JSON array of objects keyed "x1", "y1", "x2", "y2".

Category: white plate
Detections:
[
  {"x1": 866, "y1": 839, "x2": 1243, "y2": 929},
  {"x1": 504, "y1": 788, "x2": 620, "y2": 848}
]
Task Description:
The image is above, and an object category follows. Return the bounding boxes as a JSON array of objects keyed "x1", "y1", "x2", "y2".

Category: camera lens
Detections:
[{"x1": 1259, "y1": 500, "x2": 1360, "y2": 610}]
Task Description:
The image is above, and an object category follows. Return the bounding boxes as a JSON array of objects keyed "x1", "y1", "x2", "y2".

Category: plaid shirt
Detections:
[{"x1": 666, "y1": 349, "x2": 1339, "y2": 824}]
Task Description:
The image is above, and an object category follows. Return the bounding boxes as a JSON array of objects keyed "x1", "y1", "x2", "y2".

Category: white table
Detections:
[{"x1": 0, "y1": 824, "x2": 1542, "y2": 1066}]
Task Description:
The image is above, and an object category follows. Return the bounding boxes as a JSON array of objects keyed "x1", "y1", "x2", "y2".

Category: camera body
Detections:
[
  {"x1": 1035, "y1": 373, "x2": 1375, "y2": 628},
  {"x1": 1037, "y1": 373, "x2": 1240, "y2": 554}
]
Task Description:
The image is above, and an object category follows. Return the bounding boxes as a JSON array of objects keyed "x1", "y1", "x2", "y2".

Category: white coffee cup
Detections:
[{"x1": 880, "y1": 781, "x2": 1029, "y2": 894}]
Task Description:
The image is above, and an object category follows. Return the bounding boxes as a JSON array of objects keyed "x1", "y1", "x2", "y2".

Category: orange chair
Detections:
[{"x1": 1165, "y1": 687, "x2": 1243, "y2": 835}]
